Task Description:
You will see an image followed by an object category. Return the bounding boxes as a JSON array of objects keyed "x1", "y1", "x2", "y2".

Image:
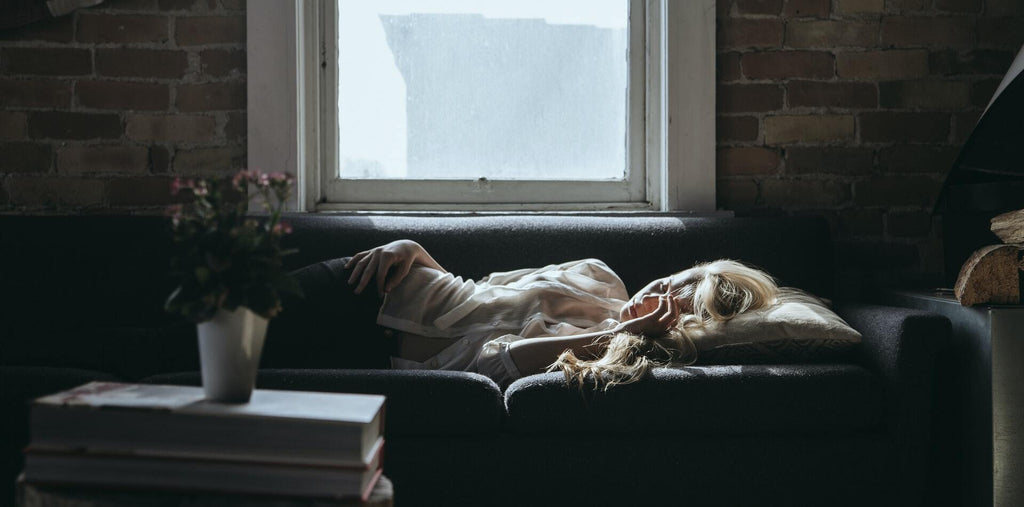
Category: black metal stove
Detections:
[{"x1": 938, "y1": 46, "x2": 1024, "y2": 287}]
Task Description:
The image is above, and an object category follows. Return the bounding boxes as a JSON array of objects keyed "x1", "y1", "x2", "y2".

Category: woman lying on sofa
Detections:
[{"x1": 336, "y1": 239, "x2": 779, "y2": 390}]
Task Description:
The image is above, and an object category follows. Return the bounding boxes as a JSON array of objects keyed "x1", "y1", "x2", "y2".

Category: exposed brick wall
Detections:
[
  {"x1": 0, "y1": 0, "x2": 245, "y2": 213},
  {"x1": 1, "y1": 0, "x2": 1023, "y2": 290},
  {"x1": 716, "y1": 0, "x2": 1024, "y2": 291}
]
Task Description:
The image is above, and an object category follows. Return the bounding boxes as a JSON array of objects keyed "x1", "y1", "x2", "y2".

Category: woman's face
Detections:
[{"x1": 620, "y1": 267, "x2": 705, "y2": 320}]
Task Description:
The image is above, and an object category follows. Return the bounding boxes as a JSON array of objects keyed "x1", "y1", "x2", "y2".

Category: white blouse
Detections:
[{"x1": 377, "y1": 259, "x2": 629, "y2": 387}]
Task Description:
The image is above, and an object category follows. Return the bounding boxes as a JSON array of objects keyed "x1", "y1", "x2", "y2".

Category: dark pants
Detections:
[{"x1": 262, "y1": 257, "x2": 393, "y2": 369}]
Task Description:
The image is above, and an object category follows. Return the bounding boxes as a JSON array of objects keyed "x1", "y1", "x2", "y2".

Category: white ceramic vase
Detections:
[{"x1": 197, "y1": 307, "x2": 269, "y2": 403}]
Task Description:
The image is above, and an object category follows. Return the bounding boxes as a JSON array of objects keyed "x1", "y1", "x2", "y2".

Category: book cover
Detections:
[{"x1": 31, "y1": 382, "x2": 385, "y2": 466}]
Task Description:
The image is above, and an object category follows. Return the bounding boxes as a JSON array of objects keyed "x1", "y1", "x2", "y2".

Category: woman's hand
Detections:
[
  {"x1": 617, "y1": 294, "x2": 681, "y2": 337},
  {"x1": 346, "y1": 240, "x2": 437, "y2": 296}
]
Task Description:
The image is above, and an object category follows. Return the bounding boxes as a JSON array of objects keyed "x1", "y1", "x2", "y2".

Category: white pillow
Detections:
[{"x1": 687, "y1": 287, "x2": 862, "y2": 364}]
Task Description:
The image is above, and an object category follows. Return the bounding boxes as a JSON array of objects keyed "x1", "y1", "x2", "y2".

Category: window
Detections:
[{"x1": 247, "y1": 0, "x2": 715, "y2": 212}]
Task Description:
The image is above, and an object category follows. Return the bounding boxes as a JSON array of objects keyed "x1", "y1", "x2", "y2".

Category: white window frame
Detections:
[{"x1": 247, "y1": 0, "x2": 715, "y2": 212}]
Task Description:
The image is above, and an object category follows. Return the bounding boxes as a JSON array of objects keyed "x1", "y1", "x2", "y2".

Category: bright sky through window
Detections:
[{"x1": 337, "y1": 0, "x2": 629, "y2": 180}]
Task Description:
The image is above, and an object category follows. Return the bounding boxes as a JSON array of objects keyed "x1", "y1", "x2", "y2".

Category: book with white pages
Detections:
[
  {"x1": 29, "y1": 382, "x2": 385, "y2": 467},
  {"x1": 23, "y1": 437, "x2": 385, "y2": 501}
]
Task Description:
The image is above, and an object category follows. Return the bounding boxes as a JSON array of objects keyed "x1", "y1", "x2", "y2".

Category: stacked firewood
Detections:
[{"x1": 954, "y1": 209, "x2": 1024, "y2": 306}]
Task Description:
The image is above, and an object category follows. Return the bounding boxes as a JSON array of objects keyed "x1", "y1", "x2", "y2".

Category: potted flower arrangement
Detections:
[{"x1": 165, "y1": 169, "x2": 302, "y2": 402}]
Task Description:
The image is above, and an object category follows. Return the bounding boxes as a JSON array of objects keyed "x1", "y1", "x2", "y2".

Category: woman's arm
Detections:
[
  {"x1": 346, "y1": 240, "x2": 446, "y2": 295},
  {"x1": 507, "y1": 294, "x2": 681, "y2": 376}
]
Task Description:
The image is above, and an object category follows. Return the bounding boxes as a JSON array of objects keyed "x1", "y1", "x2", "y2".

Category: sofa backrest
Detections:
[{"x1": 281, "y1": 214, "x2": 834, "y2": 298}]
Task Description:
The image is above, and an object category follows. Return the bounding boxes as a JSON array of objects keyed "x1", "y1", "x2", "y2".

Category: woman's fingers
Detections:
[
  {"x1": 353, "y1": 252, "x2": 380, "y2": 294},
  {"x1": 345, "y1": 250, "x2": 369, "y2": 269},
  {"x1": 375, "y1": 252, "x2": 397, "y2": 296},
  {"x1": 347, "y1": 254, "x2": 367, "y2": 285}
]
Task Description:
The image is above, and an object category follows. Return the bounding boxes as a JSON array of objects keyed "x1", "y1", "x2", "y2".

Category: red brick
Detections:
[
  {"x1": 953, "y1": 111, "x2": 981, "y2": 144},
  {"x1": 785, "y1": 147, "x2": 873, "y2": 175},
  {"x1": 787, "y1": 81, "x2": 877, "y2": 108},
  {"x1": 718, "y1": 84, "x2": 784, "y2": 113},
  {"x1": 762, "y1": 179, "x2": 851, "y2": 208},
  {"x1": 718, "y1": 19, "x2": 784, "y2": 49},
  {"x1": 986, "y1": 0, "x2": 1024, "y2": 16},
  {"x1": 854, "y1": 175, "x2": 942, "y2": 206},
  {"x1": 176, "y1": 16, "x2": 246, "y2": 45},
  {"x1": 224, "y1": 112, "x2": 246, "y2": 140},
  {"x1": 978, "y1": 17, "x2": 1024, "y2": 48},
  {"x1": 174, "y1": 146, "x2": 245, "y2": 174},
  {"x1": 1, "y1": 48, "x2": 91, "y2": 76},
  {"x1": 836, "y1": 50, "x2": 929, "y2": 79},
  {"x1": 158, "y1": 0, "x2": 205, "y2": 9},
  {"x1": 886, "y1": 0, "x2": 928, "y2": 11},
  {"x1": 786, "y1": 20, "x2": 878, "y2": 48},
  {"x1": 5, "y1": 176, "x2": 105, "y2": 208},
  {"x1": 934, "y1": 0, "x2": 983, "y2": 12},
  {"x1": 835, "y1": 240, "x2": 918, "y2": 269},
  {"x1": 716, "y1": 179, "x2": 760, "y2": 210},
  {"x1": 972, "y1": 79, "x2": 1000, "y2": 107},
  {"x1": 107, "y1": 177, "x2": 181, "y2": 206},
  {"x1": 717, "y1": 52, "x2": 742, "y2": 82},
  {"x1": 837, "y1": 0, "x2": 885, "y2": 14},
  {"x1": 199, "y1": 49, "x2": 246, "y2": 77},
  {"x1": 0, "y1": 15, "x2": 73, "y2": 42},
  {"x1": 929, "y1": 49, "x2": 1015, "y2": 75},
  {"x1": 878, "y1": 145, "x2": 958, "y2": 173},
  {"x1": 77, "y1": 81, "x2": 170, "y2": 111},
  {"x1": 717, "y1": 147, "x2": 780, "y2": 176},
  {"x1": 834, "y1": 209, "x2": 885, "y2": 236},
  {"x1": 96, "y1": 49, "x2": 188, "y2": 79},
  {"x1": 764, "y1": 115, "x2": 855, "y2": 144},
  {"x1": 860, "y1": 112, "x2": 950, "y2": 143},
  {"x1": 783, "y1": 0, "x2": 830, "y2": 17},
  {"x1": 888, "y1": 211, "x2": 934, "y2": 236},
  {"x1": 881, "y1": 17, "x2": 974, "y2": 47},
  {"x1": 126, "y1": 114, "x2": 217, "y2": 142},
  {"x1": 736, "y1": 0, "x2": 782, "y2": 15},
  {"x1": 150, "y1": 145, "x2": 171, "y2": 173},
  {"x1": 57, "y1": 146, "x2": 149, "y2": 174},
  {"x1": 28, "y1": 112, "x2": 123, "y2": 140},
  {"x1": 0, "y1": 112, "x2": 27, "y2": 139},
  {"x1": 77, "y1": 14, "x2": 169, "y2": 43},
  {"x1": 176, "y1": 82, "x2": 246, "y2": 112},
  {"x1": 716, "y1": 116, "x2": 759, "y2": 142},
  {"x1": 103, "y1": 0, "x2": 160, "y2": 8},
  {"x1": 879, "y1": 80, "x2": 971, "y2": 109},
  {"x1": 742, "y1": 51, "x2": 834, "y2": 79},
  {"x1": 0, "y1": 79, "x2": 72, "y2": 108},
  {"x1": 0, "y1": 143, "x2": 53, "y2": 172}
]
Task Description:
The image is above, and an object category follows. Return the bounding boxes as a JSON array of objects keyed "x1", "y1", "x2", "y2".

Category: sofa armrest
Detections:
[
  {"x1": 835, "y1": 302, "x2": 951, "y2": 505},
  {"x1": 836, "y1": 303, "x2": 950, "y2": 386}
]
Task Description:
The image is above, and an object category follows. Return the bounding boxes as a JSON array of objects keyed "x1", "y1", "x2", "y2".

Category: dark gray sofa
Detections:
[{"x1": 0, "y1": 214, "x2": 950, "y2": 506}]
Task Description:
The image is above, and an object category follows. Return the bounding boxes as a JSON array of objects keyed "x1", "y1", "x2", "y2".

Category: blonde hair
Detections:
[{"x1": 550, "y1": 259, "x2": 778, "y2": 390}]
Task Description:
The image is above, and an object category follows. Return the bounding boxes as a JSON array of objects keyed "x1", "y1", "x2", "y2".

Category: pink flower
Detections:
[
  {"x1": 170, "y1": 178, "x2": 185, "y2": 195},
  {"x1": 272, "y1": 221, "x2": 293, "y2": 235},
  {"x1": 193, "y1": 181, "x2": 209, "y2": 196}
]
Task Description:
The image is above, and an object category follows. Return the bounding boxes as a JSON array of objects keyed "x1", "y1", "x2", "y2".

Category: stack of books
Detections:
[{"x1": 22, "y1": 382, "x2": 386, "y2": 501}]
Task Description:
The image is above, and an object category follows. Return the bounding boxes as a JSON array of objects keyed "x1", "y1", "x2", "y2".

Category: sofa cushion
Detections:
[
  {"x1": 692, "y1": 287, "x2": 863, "y2": 365},
  {"x1": 142, "y1": 369, "x2": 505, "y2": 437},
  {"x1": 504, "y1": 364, "x2": 882, "y2": 435}
]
